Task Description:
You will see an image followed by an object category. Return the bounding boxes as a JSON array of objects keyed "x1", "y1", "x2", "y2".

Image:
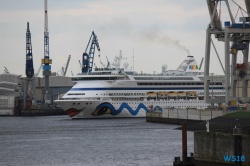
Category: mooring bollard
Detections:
[
  {"x1": 182, "y1": 124, "x2": 187, "y2": 164},
  {"x1": 173, "y1": 124, "x2": 195, "y2": 166}
]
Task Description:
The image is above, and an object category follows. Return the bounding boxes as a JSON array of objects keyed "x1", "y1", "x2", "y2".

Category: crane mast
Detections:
[
  {"x1": 35, "y1": 64, "x2": 43, "y2": 77},
  {"x1": 24, "y1": 22, "x2": 37, "y2": 109},
  {"x1": 82, "y1": 31, "x2": 100, "y2": 73},
  {"x1": 26, "y1": 22, "x2": 34, "y2": 78},
  {"x1": 63, "y1": 55, "x2": 71, "y2": 76},
  {"x1": 42, "y1": 0, "x2": 52, "y2": 104},
  {"x1": 44, "y1": 0, "x2": 50, "y2": 63}
]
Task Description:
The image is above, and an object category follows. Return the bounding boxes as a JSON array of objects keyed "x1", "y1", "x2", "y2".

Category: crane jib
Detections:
[{"x1": 82, "y1": 31, "x2": 101, "y2": 73}]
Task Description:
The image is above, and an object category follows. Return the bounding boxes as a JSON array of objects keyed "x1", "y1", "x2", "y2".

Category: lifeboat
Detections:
[
  {"x1": 157, "y1": 91, "x2": 166, "y2": 99},
  {"x1": 168, "y1": 91, "x2": 177, "y2": 99},
  {"x1": 147, "y1": 92, "x2": 157, "y2": 99},
  {"x1": 177, "y1": 91, "x2": 186, "y2": 99},
  {"x1": 187, "y1": 91, "x2": 197, "y2": 98}
]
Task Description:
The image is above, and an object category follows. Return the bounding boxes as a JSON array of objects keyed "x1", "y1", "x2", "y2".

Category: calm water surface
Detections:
[{"x1": 0, "y1": 116, "x2": 193, "y2": 166}]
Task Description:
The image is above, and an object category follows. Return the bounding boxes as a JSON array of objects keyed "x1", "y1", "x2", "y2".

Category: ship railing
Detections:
[{"x1": 147, "y1": 108, "x2": 223, "y2": 121}]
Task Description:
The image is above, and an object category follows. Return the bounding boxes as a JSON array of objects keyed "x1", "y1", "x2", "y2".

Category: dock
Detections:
[
  {"x1": 146, "y1": 108, "x2": 226, "y2": 125},
  {"x1": 147, "y1": 110, "x2": 250, "y2": 166}
]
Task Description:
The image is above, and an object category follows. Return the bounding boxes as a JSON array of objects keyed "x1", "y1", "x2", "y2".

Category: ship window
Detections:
[{"x1": 68, "y1": 93, "x2": 85, "y2": 95}]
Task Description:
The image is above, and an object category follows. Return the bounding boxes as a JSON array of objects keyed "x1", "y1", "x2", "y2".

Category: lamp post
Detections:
[{"x1": 211, "y1": 73, "x2": 214, "y2": 119}]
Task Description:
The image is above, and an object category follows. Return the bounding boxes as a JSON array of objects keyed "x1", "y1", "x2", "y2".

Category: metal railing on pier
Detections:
[{"x1": 146, "y1": 108, "x2": 250, "y2": 121}]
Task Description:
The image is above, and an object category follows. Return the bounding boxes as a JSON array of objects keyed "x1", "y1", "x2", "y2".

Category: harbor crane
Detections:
[
  {"x1": 78, "y1": 60, "x2": 82, "y2": 71},
  {"x1": 82, "y1": 31, "x2": 100, "y2": 73},
  {"x1": 57, "y1": 55, "x2": 71, "y2": 76},
  {"x1": 106, "y1": 56, "x2": 110, "y2": 68},
  {"x1": 204, "y1": 0, "x2": 250, "y2": 104},
  {"x1": 4, "y1": 66, "x2": 9, "y2": 73},
  {"x1": 99, "y1": 56, "x2": 105, "y2": 68},
  {"x1": 41, "y1": 0, "x2": 52, "y2": 104},
  {"x1": 63, "y1": 55, "x2": 71, "y2": 76},
  {"x1": 23, "y1": 22, "x2": 37, "y2": 109},
  {"x1": 35, "y1": 64, "x2": 42, "y2": 77},
  {"x1": 98, "y1": 55, "x2": 110, "y2": 69}
]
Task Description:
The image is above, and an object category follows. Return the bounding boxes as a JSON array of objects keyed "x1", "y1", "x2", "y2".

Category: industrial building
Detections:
[
  {"x1": 0, "y1": 72, "x2": 74, "y2": 116},
  {"x1": 0, "y1": 73, "x2": 20, "y2": 115}
]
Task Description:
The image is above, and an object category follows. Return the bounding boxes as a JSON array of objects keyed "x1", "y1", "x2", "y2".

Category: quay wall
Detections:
[
  {"x1": 21, "y1": 108, "x2": 66, "y2": 116},
  {"x1": 194, "y1": 131, "x2": 250, "y2": 166},
  {"x1": 146, "y1": 112, "x2": 202, "y2": 125}
]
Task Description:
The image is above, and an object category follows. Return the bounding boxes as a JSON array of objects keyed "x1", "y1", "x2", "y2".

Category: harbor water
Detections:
[{"x1": 0, "y1": 116, "x2": 193, "y2": 166}]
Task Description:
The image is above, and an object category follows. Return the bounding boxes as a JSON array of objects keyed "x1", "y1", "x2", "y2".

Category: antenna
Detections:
[{"x1": 133, "y1": 49, "x2": 134, "y2": 71}]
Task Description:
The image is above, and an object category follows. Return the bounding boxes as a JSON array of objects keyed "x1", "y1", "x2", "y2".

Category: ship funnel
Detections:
[{"x1": 177, "y1": 55, "x2": 200, "y2": 72}]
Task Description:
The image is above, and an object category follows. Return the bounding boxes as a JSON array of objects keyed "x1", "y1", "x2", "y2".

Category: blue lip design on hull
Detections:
[{"x1": 92, "y1": 102, "x2": 162, "y2": 116}]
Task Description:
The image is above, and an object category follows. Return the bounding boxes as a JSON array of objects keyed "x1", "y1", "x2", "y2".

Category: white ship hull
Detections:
[{"x1": 56, "y1": 99, "x2": 210, "y2": 119}]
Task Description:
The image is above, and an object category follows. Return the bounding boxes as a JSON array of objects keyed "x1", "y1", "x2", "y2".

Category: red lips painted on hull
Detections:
[{"x1": 66, "y1": 108, "x2": 82, "y2": 117}]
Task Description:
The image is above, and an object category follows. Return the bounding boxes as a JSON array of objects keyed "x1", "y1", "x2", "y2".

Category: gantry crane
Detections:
[
  {"x1": 23, "y1": 22, "x2": 37, "y2": 109},
  {"x1": 82, "y1": 31, "x2": 100, "y2": 73},
  {"x1": 41, "y1": 0, "x2": 52, "y2": 103},
  {"x1": 205, "y1": 0, "x2": 250, "y2": 104}
]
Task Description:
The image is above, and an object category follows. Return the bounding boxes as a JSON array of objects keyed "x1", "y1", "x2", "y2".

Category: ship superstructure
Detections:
[{"x1": 55, "y1": 55, "x2": 225, "y2": 119}]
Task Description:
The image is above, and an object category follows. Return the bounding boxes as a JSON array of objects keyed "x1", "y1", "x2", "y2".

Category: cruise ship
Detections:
[{"x1": 55, "y1": 55, "x2": 225, "y2": 119}]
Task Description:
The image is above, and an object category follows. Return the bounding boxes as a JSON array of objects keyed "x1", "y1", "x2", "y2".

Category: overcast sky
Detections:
[{"x1": 0, "y1": 0, "x2": 248, "y2": 76}]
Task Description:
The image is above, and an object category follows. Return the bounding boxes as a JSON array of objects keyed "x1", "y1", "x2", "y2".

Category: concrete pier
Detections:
[
  {"x1": 146, "y1": 111, "x2": 202, "y2": 125},
  {"x1": 194, "y1": 131, "x2": 250, "y2": 166},
  {"x1": 146, "y1": 110, "x2": 250, "y2": 165}
]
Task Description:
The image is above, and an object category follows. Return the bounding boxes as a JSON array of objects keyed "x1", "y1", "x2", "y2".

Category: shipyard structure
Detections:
[
  {"x1": 0, "y1": 72, "x2": 73, "y2": 116},
  {"x1": 0, "y1": 73, "x2": 20, "y2": 115}
]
